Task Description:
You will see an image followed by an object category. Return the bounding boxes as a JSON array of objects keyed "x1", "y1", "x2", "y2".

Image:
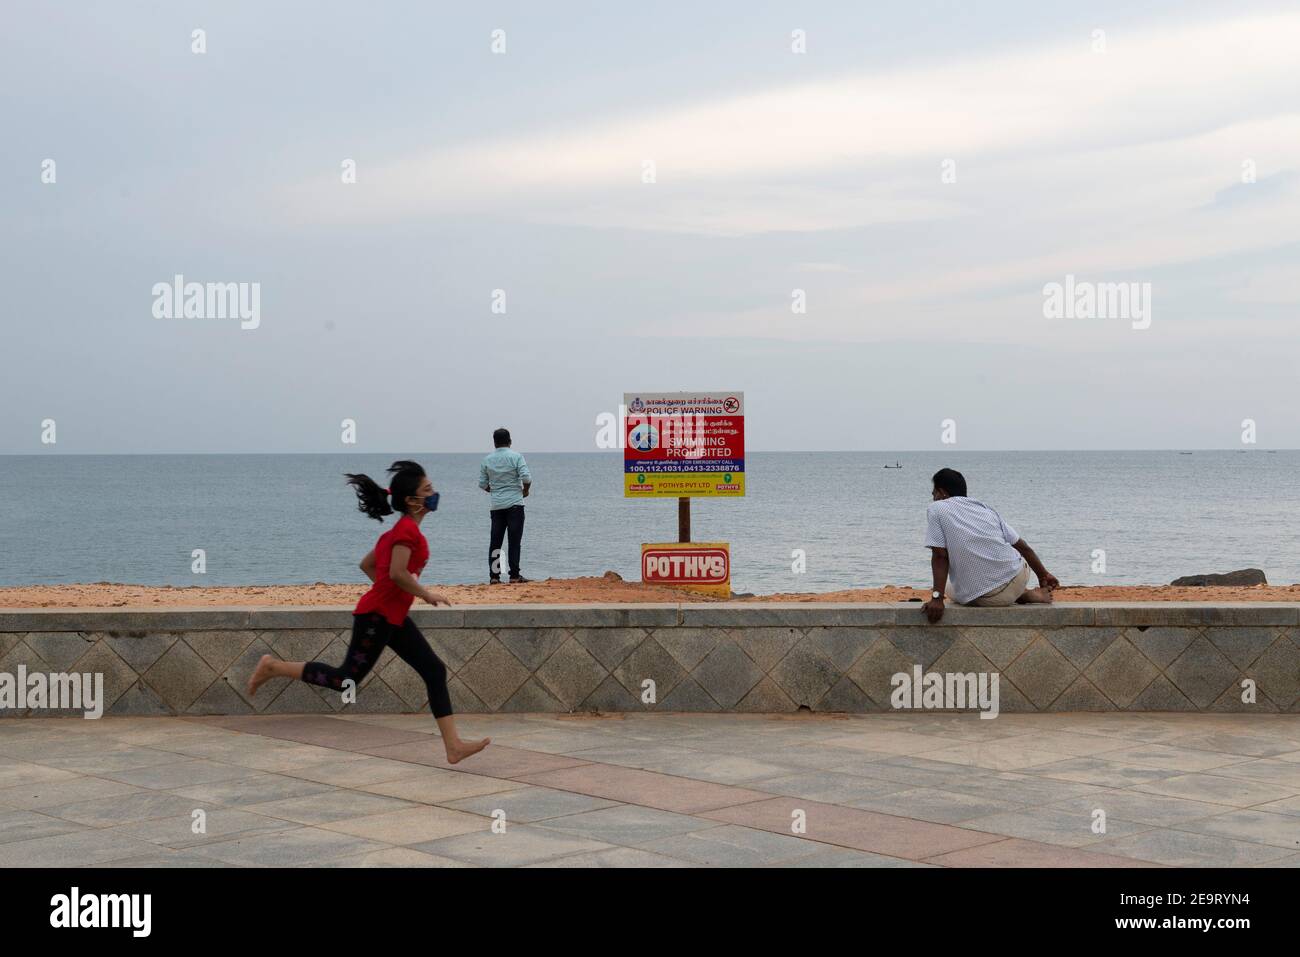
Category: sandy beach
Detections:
[{"x1": 2, "y1": 576, "x2": 1297, "y2": 608}]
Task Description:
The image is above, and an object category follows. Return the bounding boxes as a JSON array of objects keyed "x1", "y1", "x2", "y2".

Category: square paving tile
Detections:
[
  {"x1": 304, "y1": 846, "x2": 472, "y2": 868},
  {"x1": 515, "y1": 764, "x2": 771, "y2": 814},
  {"x1": 108, "y1": 808, "x2": 297, "y2": 848},
  {"x1": 747, "y1": 770, "x2": 911, "y2": 805},
  {"x1": 729, "y1": 742, "x2": 896, "y2": 770},
  {"x1": 1026, "y1": 757, "x2": 1183, "y2": 788},
  {"x1": 0, "y1": 775, "x2": 143, "y2": 811},
  {"x1": 1132, "y1": 772, "x2": 1297, "y2": 807},
  {"x1": 357, "y1": 769, "x2": 529, "y2": 804},
  {"x1": 0, "y1": 828, "x2": 162, "y2": 867},
  {"x1": 363, "y1": 741, "x2": 589, "y2": 779},
  {"x1": 562, "y1": 744, "x2": 704, "y2": 770},
  {"x1": 0, "y1": 762, "x2": 79, "y2": 790},
  {"x1": 39, "y1": 748, "x2": 192, "y2": 774},
  {"x1": 44, "y1": 790, "x2": 206, "y2": 827},
  {"x1": 176, "y1": 741, "x2": 371, "y2": 773},
  {"x1": 184, "y1": 826, "x2": 391, "y2": 866},
  {"x1": 1003, "y1": 730, "x2": 1133, "y2": 757},
  {"x1": 169, "y1": 772, "x2": 336, "y2": 807},
  {"x1": 206, "y1": 715, "x2": 431, "y2": 752},
  {"x1": 960, "y1": 806, "x2": 1152, "y2": 847},
  {"x1": 700, "y1": 797, "x2": 1002, "y2": 859},
  {"x1": 820, "y1": 730, "x2": 956, "y2": 756},
  {"x1": 1168, "y1": 730, "x2": 1300, "y2": 758},
  {"x1": 638, "y1": 824, "x2": 833, "y2": 867},
  {"x1": 637, "y1": 821, "x2": 832, "y2": 868},
  {"x1": 411, "y1": 824, "x2": 615, "y2": 867},
  {"x1": 282, "y1": 756, "x2": 440, "y2": 788},
  {"x1": 1102, "y1": 744, "x2": 1254, "y2": 773},
  {"x1": 624, "y1": 752, "x2": 806, "y2": 786},
  {"x1": 318, "y1": 806, "x2": 488, "y2": 844},
  {"x1": 536, "y1": 805, "x2": 720, "y2": 846},
  {"x1": 1257, "y1": 795, "x2": 1300, "y2": 818},
  {"x1": 100, "y1": 850, "x2": 237, "y2": 868},
  {"x1": 918, "y1": 742, "x2": 1074, "y2": 771},
  {"x1": 849, "y1": 787, "x2": 1025, "y2": 824},
  {"x1": 247, "y1": 790, "x2": 417, "y2": 825},
  {"x1": 780, "y1": 847, "x2": 934, "y2": 867},
  {"x1": 1091, "y1": 828, "x2": 1295, "y2": 867},
  {"x1": 1043, "y1": 789, "x2": 1224, "y2": 827},
  {"x1": 0, "y1": 808, "x2": 88, "y2": 845},
  {"x1": 99, "y1": 760, "x2": 257, "y2": 790},
  {"x1": 1172, "y1": 808, "x2": 1300, "y2": 850},
  {"x1": 938, "y1": 771, "x2": 1109, "y2": 807},
  {"x1": 831, "y1": 755, "x2": 993, "y2": 789},
  {"x1": 522, "y1": 846, "x2": 697, "y2": 868},
  {"x1": 442, "y1": 786, "x2": 620, "y2": 822},
  {"x1": 1205, "y1": 759, "x2": 1300, "y2": 789},
  {"x1": 926, "y1": 837, "x2": 1159, "y2": 868}
]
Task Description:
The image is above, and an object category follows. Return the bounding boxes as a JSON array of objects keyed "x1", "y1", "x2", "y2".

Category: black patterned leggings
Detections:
[{"x1": 302, "y1": 612, "x2": 453, "y2": 718}]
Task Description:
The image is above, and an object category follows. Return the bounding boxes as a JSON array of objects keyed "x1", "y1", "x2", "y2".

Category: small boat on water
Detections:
[{"x1": 883, "y1": 461, "x2": 903, "y2": 469}]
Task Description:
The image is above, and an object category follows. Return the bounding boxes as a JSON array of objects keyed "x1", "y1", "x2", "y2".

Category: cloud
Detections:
[
  {"x1": 270, "y1": 11, "x2": 1300, "y2": 238},
  {"x1": 1210, "y1": 169, "x2": 1298, "y2": 207}
]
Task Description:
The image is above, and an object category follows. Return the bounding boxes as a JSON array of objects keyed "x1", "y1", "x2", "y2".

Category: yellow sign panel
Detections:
[
  {"x1": 641, "y1": 542, "x2": 731, "y2": 598},
  {"x1": 624, "y1": 471, "x2": 745, "y2": 497}
]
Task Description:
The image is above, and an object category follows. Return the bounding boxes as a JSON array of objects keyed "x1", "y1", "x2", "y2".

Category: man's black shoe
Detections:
[
  {"x1": 509, "y1": 576, "x2": 531, "y2": 584},
  {"x1": 489, "y1": 577, "x2": 503, "y2": 584}
]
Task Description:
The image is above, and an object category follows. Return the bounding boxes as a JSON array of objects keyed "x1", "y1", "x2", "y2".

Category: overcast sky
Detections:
[{"x1": 2, "y1": 1, "x2": 1297, "y2": 453}]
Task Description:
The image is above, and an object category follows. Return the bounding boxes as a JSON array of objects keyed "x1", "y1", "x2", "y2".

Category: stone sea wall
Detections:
[{"x1": 1, "y1": 604, "x2": 1297, "y2": 716}]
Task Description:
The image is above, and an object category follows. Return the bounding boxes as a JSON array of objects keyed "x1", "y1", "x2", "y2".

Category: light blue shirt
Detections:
[{"x1": 478, "y1": 447, "x2": 531, "y2": 510}]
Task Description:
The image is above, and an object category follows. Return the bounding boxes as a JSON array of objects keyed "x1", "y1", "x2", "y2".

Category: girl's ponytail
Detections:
[
  {"x1": 345, "y1": 460, "x2": 428, "y2": 521},
  {"x1": 345, "y1": 473, "x2": 394, "y2": 521}
]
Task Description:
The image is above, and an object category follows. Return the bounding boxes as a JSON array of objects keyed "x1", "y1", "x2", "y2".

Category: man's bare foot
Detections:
[
  {"x1": 247, "y1": 654, "x2": 278, "y2": 696},
  {"x1": 445, "y1": 737, "x2": 490, "y2": 764},
  {"x1": 1018, "y1": 587, "x2": 1054, "y2": 605}
]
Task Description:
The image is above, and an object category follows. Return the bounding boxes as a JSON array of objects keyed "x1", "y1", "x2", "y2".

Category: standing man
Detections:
[
  {"x1": 479, "y1": 427, "x2": 532, "y2": 583},
  {"x1": 922, "y1": 468, "x2": 1058, "y2": 623}
]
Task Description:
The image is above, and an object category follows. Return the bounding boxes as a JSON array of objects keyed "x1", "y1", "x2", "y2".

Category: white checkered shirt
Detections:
[{"x1": 924, "y1": 497, "x2": 1024, "y2": 604}]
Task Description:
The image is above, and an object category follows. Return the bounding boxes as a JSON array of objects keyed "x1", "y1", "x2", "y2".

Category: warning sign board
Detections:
[{"x1": 623, "y1": 392, "x2": 744, "y2": 497}]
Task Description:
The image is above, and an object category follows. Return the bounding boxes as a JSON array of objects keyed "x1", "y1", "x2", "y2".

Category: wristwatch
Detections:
[{"x1": 931, "y1": 590, "x2": 942, "y2": 600}]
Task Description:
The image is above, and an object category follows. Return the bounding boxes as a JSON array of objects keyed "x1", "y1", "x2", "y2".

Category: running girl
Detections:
[{"x1": 247, "y1": 460, "x2": 489, "y2": 764}]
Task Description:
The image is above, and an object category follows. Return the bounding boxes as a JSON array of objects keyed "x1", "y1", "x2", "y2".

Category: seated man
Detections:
[{"x1": 922, "y1": 468, "x2": 1058, "y2": 623}]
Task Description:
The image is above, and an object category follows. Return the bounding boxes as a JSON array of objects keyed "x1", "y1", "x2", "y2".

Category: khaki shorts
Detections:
[{"x1": 957, "y1": 561, "x2": 1031, "y2": 607}]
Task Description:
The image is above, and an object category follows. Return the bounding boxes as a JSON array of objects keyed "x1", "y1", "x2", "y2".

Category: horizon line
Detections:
[{"x1": 1, "y1": 448, "x2": 1294, "y2": 457}]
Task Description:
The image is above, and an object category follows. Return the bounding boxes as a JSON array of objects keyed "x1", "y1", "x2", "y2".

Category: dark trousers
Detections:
[
  {"x1": 489, "y1": 504, "x2": 525, "y2": 579},
  {"x1": 303, "y1": 612, "x2": 453, "y2": 718}
]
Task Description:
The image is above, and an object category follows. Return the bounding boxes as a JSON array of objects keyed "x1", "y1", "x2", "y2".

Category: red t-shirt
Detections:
[{"x1": 354, "y1": 515, "x2": 429, "y2": 625}]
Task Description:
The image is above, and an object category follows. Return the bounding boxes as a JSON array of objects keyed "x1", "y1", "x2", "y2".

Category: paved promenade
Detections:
[{"x1": 2, "y1": 711, "x2": 1300, "y2": 867}]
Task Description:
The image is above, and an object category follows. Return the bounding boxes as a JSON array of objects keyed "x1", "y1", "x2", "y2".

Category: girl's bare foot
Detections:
[
  {"x1": 445, "y1": 737, "x2": 490, "y2": 764},
  {"x1": 247, "y1": 654, "x2": 278, "y2": 696}
]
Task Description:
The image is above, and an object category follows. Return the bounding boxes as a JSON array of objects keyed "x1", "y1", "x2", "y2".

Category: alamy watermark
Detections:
[
  {"x1": 1, "y1": 667, "x2": 104, "y2": 718},
  {"x1": 891, "y1": 666, "x2": 1000, "y2": 719},
  {"x1": 50, "y1": 887, "x2": 150, "y2": 937},
  {"x1": 1043, "y1": 274, "x2": 1151, "y2": 329},
  {"x1": 594, "y1": 404, "x2": 708, "y2": 453},
  {"x1": 152, "y1": 274, "x2": 260, "y2": 329}
]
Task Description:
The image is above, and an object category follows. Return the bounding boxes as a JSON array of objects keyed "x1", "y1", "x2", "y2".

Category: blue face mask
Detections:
[{"x1": 423, "y1": 492, "x2": 440, "y2": 512}]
